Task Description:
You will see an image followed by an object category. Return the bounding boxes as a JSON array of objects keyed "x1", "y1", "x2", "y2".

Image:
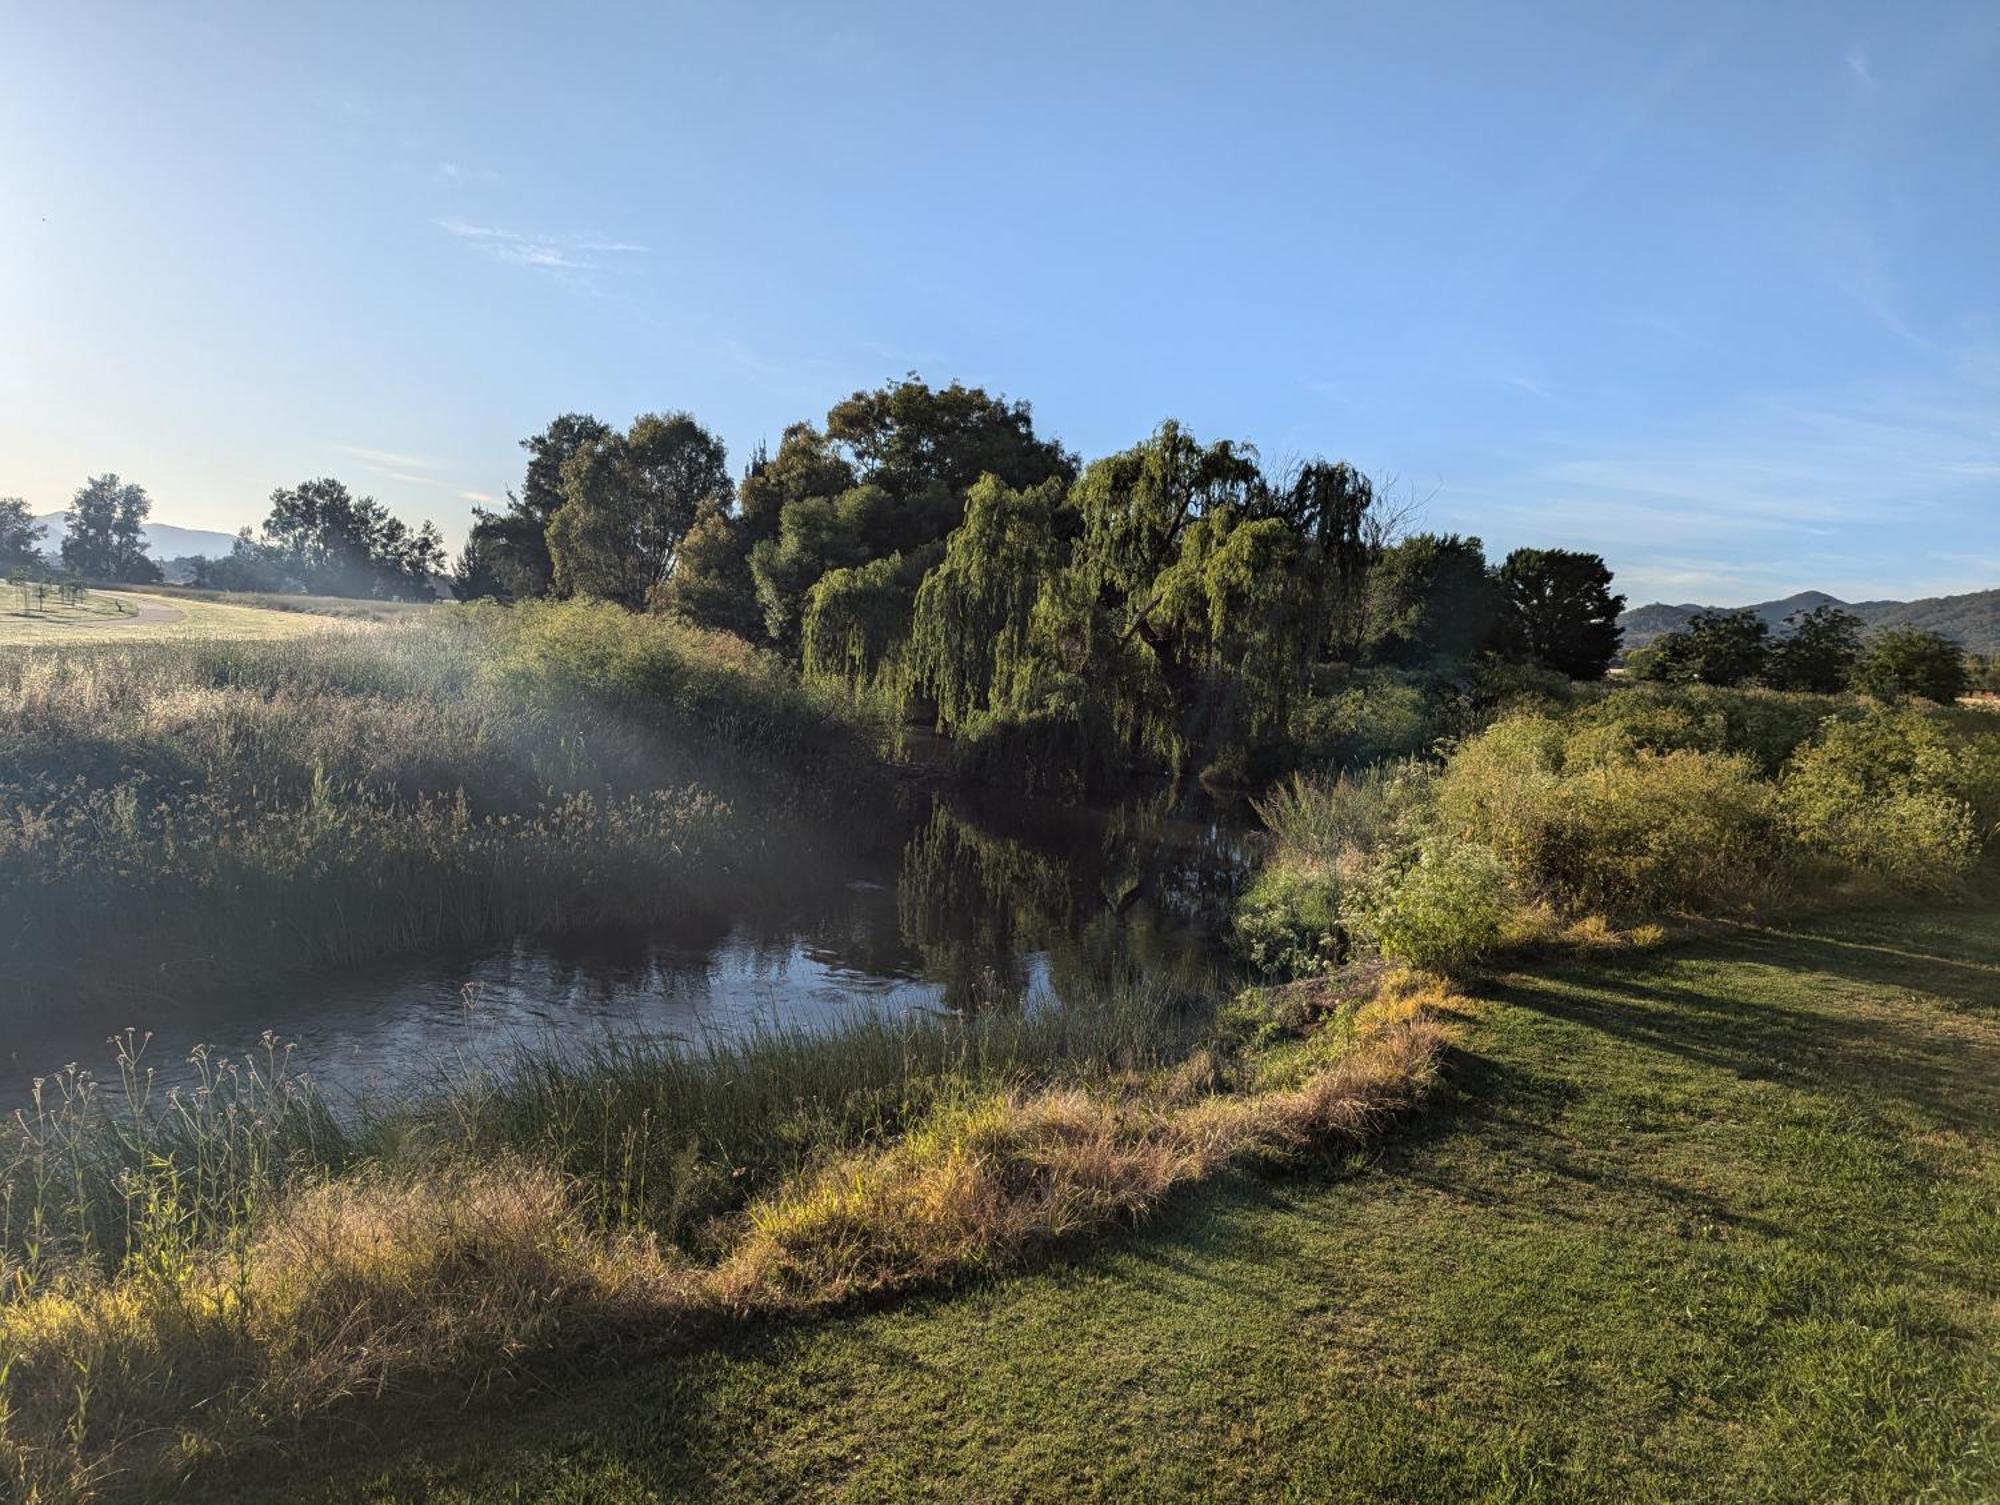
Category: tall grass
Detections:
[
  {"x1": 0, "y1": 964, "x2": 1453, "y2": 1502},
  {"x1": 0, "y1": 602, "x2": 889, "y2": 1010}
]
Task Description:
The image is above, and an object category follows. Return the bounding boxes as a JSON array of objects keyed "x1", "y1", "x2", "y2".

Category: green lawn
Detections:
[{"x1": 221, "y1": 906, "x2": 1999, "y2": 1503}]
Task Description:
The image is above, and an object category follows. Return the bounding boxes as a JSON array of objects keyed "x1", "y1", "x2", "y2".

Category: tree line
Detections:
[
  {"x1": 1, "y1": 477, "x2": 162, "y2": 584},
  {"x1": 455, "y1": 377, "x2": 1626, "y2": 786},
  {"x1": 1, "y1": 476, "x2": 445, "y2": 601},
  {"x1": 1631, "y1": 604, "x2": 1974, "y2": 704}
]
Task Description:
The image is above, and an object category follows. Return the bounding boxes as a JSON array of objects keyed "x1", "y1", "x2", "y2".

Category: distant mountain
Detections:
[
  {"x1": 33, "y1": 511, "x2": 242, "y2": 562},
  {"x1": 1619, "y1": 588, "x2": 2000, "y2": 655}
]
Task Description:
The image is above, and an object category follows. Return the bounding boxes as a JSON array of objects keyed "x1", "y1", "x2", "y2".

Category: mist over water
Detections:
[{"x1": 5, "y1": 786, "x2": 1256, "y2": 1112}]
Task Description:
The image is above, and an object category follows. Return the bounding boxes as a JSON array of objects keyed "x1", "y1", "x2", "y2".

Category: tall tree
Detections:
[
  {"x1": 825, "y1": 377, "x2": 1075, "y2": 504},
  {"x1": 739, "y1": 380, "x2": 1073, "y2": 655},
  {"x1": 1635, "y1": 609, "x2": 1769, "y2": 686},
  {"x1": 1366, "y1": 533, "x2": 1498, "y2": 669},
  {"x1": 1764, "y1": 604, "x2": 1862, "y2": 693},
  {"x1": 255, "y1": 478, "x2": 444, "y2": 598},
  {"x1": 1852, "y1": 628, "x2": 1966, "y2": 704},
  {"x1": 455, "y1": 413, "x2": 616, "y2": 602},
  {"x1": 61, "y1": 474, "x2": 159, "y2": 582},
  {"x1": 0, "y1": 497, "x2": 46, "y2": 575},
  {"x1": 1495, "y1": 547, "x2": 1624, "y2": 680},
  {"x1": 546, "y1": 412, "x2": 730, "y2": 607}
]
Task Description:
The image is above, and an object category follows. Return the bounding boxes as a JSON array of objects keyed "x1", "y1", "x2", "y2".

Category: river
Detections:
[{"x1": 3, "y1": 787, "x2": 1257, "y2": 1113}]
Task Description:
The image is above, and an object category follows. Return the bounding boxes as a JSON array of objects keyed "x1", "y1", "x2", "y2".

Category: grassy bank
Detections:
[
  {"x1": 0, "y1": 601, "x2": 887, "y2": 1009},
  {"x1": 207, "y1": 902, "x2": 2000, "y2": 1504},
  {"x1": 0, "y1": 965, "x2": 1453, "y2": 1502},
  {"x1": 0, "y1": 589, "x2": 334, "y2": 645}
]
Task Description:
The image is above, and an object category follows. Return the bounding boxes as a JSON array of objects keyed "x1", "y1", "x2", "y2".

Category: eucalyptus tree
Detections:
[
  {"x1": 61, "y1": 474, "x2": 159, "y2": 582},
  {"x1": 546, "y1": 412, "x2": 731, "y2": 607},
  {"x1": 0, "y1": 497, "x2": 45, "y2": 575}
]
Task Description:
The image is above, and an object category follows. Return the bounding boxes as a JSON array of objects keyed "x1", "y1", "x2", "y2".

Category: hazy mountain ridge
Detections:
[
  {"x1": 32, "y1": 511, "x2": 242, "y2": 562},
  {"x1": 1619, "y1": 588, "x2": 2000, "y2": 654}
]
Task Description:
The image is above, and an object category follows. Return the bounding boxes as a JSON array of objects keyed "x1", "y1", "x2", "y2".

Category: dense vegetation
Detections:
[
  {"x1": 0, "y1": 602, "x2": 881, "y2": 1010},
  {"x1": 459, "y1": 378, "x2": 1626, "y2": 792},
  {"x1": 1632, "y1": 602, "x2": 1975, "y2": 702},
  {"x1": 1236, "y1": 682, "x2": 2000, "y2": 987},
  {"x1": 193, "y1": 478, "x2": 446, "y2": 600}
]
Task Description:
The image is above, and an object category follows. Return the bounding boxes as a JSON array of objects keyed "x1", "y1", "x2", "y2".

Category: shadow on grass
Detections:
[{"x1": 210, "y1": 909, "x2": 2000, "y2": 1503}]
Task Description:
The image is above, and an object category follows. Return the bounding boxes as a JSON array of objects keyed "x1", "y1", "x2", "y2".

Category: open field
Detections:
[
  {"x1": 109, "y1": 581, "x2": 440, "y2": 622},
  {"x1": 0, "y1": 588, "x2": 341, "y2": 644},
  {"x1": 219, "y1": 903, "x2": 2000, "y2": 1504}
]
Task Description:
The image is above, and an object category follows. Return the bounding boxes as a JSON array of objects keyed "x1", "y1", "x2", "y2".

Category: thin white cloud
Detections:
[
  {"x1": 1846, "y1": 43, "x2": 1879, "y2": 93},
  {"x1": 434, "y1": 217, "x2": 648, "y2": 272},
  {"x1": 457, "y1": 489, "x2": 498, "y2": 504},
  {"x1": 337, "y1": 444, "x2": 440, "y2": 471}
]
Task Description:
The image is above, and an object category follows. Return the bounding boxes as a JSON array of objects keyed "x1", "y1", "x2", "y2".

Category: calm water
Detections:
[{"x1": 5, "y1": 788, "x2": 1256, "y2": 1111}]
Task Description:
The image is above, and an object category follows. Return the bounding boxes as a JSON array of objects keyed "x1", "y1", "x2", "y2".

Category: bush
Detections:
[
  {"x1": 1233, "y1": 858, "x2": 1346, "y2": 979},
  {"x1": 1290, "y1": 676, "x2": 1436, "y2": 770},
  {"x1": 1562, "y1": 683, "x2": 1832, "y2": 773},
  {"x1": 1778, "y1": 707, "x2": 1997, "y2": 888},
  {"x1": 1351, "y1": 841, "x2": 1510, "y2": 973},
  {"x1": 1852, "y1": 628, "x2": 1968, "y2": 705},
  {"x1": 1434, "y1": 712, "x2": 1783, "y2": 916}
]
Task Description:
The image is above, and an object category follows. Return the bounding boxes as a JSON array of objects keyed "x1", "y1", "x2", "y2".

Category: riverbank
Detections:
[
  {"x1": 0, "y1": 601, "x2": 889, "y2": 1013},
  {"x1": 213, "y1": 902, "x2": 2000, "y2": 1503},
  {"x1": 1, "y1": 961, "x2": 1454, "y2": 1501}
]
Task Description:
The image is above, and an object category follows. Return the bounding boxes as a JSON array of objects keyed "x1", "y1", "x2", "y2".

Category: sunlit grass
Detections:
[
  {"x1": 0, "y1": 969, "x2": 1451, "y2": 1502},
  {"x1": 0, "y1": 589, "x2": 336, "y2": 645}
]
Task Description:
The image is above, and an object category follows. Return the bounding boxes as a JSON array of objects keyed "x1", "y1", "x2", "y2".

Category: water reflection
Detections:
[{"x1": 4, "y1": 787, "x2": 1255, "y2": 1110}]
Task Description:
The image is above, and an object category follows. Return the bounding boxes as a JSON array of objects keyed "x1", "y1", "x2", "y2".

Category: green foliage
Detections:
[
  {"x1": 548, "y1": 412, "x2": 731, "y2": 607},
  {"x1": 1495, "y1": 547, "x2": 1624, "y2": 680},
  {"x1": 1234, "y1": 766, "x2": 1439, "y2": 977},
  {"x1": 1764, "y1": 604, "x2": 1862, "y2": 693},
  {"x1": 1560, "y1": 682, "x2": 1831, "y2": 773},
  {"x1": 454, "y1": 414, "x2": 613, "y2": 602},
  {"x1": 0, "y1": 496, "x2": 45, "y2": 575},
  {"x1": 60, "y1": 473, "x2": 160, "y2": 582},
  {"x1": 1435, "y1": 712, "x2": 1783, "y2": 916},
  {"x1": 1778, "y1": 707, "x2": 1998, "y2": 888},
  {"x1": 1635, "y1": 608, "x2": 1769, "y2": 686},
  {"x1": 227, "y1": 476, "x2": 445, "y2": 600},
  {"x1": 1366, "y1": 533, "x2": 1498, "y2": 667},
  {"x1": 800, "y1": 546, "x2": 938, "y2": 700},
  {"x1": 1852, "y1": 626, "x2": 1967, "y2": 704},
  {"x1": 1350, "y1": 840, "x2": 1510, "y2": 974},
  {"x1": 909, "y1": 475, "x2": 1071, "y2": 726},
  {"x1": 1287, "y1": 676, "x2": 1437, "y2": 770},
  {"x1": 1233, "y1": 858, "x2": 1346, "y2": 979}
]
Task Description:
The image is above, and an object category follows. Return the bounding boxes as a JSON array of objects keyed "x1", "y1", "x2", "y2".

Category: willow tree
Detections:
[
  {"x1": 1152, "y1": 508, "x2": 1317, "y2": 772},
  {"x1": 799, "y1": 546, "x2": 940, "y2": 698},
  {"x1": 909, "y1": 474, "x2": 1072, "y2": 727}
]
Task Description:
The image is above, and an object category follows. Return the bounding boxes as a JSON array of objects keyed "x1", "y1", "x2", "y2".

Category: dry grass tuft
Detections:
[{"x1": 2, "y1": 978, "x2": 1455, "y2": 1503}]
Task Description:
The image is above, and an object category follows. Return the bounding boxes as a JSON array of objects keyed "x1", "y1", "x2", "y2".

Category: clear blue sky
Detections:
[{"x1": 4, "y1": 1, "x2": 1996, "y2": 604}]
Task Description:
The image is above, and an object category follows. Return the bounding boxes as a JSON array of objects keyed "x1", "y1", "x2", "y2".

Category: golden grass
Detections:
[
  {"x1": 0, "y1": 977, "x2": 1454, "y2": 1504},
  {"x1": 0, "y1": 591, "x2": 340, "y2": 646}
]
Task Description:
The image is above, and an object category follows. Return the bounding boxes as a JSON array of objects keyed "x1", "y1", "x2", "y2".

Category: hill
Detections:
[
  {"x1": 32, "y1": 511, "x2": 241, "y2": 563},
  {"x1": 1619, "y1": 587, "x2": 2000, "y2": 654}
]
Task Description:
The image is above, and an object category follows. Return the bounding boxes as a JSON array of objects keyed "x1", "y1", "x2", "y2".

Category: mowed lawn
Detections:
[
  {"x1": 224, "y1": 907, "x2": 2000, "y2": 1504},
  {"x1": 0, "y1": 588, "x2": 339, "y2": 644}
]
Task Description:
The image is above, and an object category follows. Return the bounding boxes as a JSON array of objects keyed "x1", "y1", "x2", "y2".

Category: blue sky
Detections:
[{"x1": 3, "y1": 1, "x2": 1996, "y2": 604}]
